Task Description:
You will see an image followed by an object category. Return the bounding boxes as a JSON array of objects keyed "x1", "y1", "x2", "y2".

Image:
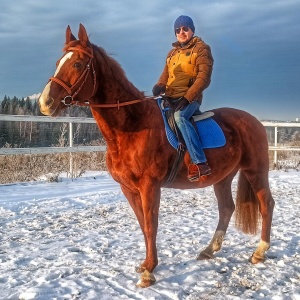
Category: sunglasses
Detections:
[{"x1": 175, "y1": 26, "x2": 190, "y2": 34}]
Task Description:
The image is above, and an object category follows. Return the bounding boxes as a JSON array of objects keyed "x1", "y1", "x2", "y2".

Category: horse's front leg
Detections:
[
  {"x1": 137, "y1": 183, "x2": 161, "y2": 287},
  {"x1": 121, "y1": 183, "x2": 160, "y2": 287}
]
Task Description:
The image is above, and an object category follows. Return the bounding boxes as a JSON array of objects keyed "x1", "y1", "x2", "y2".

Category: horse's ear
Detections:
[
  {"x1": 78, "y1": 23, "x2": 90, "y2": 47},
  {"x1": 66, "y1": 25, "x2": 76, "y2": 44}
]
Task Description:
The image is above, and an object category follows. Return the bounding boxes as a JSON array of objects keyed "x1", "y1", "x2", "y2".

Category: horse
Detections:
[{"x1": 39, "y1": 24, "x2": 275, "y2": 287}]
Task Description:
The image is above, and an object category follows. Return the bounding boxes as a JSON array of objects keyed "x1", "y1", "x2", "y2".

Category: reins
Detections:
[
  {"x1": 63, "y1": 98, "x2": 151, "y2": 109},
  {"x1": 49, "y1": 46, "x2": 151, "y2": 109}
]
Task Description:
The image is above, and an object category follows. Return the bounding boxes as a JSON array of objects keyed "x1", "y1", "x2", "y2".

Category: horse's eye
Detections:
[{"x1": 74, "y1": 62, "x2": 82, "y2": 68}]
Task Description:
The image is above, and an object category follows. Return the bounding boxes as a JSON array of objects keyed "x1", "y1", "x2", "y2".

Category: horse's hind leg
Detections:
[
  {"x1": 198, "y1": 173, "x2": 236, "y2": 260},
  {"x1": 242, "y1": 170, "x2": 275, "y2": 264}
]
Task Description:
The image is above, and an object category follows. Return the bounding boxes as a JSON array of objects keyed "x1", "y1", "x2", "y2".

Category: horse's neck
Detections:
[
  {"x1": 90, "y1": 45, "x2": 151, "y2": 144},
  {"x1": 91, "y1": 82, "x2": 146, "y2": 132},
  {"x1": 90, "y1": 102, "x2": 154, "y2": 154}
]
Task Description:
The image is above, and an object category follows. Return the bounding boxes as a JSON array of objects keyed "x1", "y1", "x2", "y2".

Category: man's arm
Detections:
[{"x1": 184, "y1": 44, "x2": 214, "y2": 102}]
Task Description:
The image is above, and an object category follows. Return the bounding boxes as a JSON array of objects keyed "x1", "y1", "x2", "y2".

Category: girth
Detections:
[{"x1": 162, "y1": 97, "x2": 186, "y2": 187}]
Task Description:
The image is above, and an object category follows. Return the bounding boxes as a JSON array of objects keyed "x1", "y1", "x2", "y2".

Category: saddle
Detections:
[
  {"x1": 159, "y1": 97, "x2": 225, "y2": 148},
  {"x1": 158, "y1": 97, "x2": 226, "y2": 186},
  {"x1": 162, "y1": 97, "x2": 214, "y2": 146}
]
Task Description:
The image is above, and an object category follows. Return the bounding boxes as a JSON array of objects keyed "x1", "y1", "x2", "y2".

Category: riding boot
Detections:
[{"x1": 188, "y1": 162, "x2": 211, "y2": 182}]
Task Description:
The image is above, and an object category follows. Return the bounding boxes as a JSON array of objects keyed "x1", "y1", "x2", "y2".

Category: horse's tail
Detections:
[{"x1": 235, "y1": 171, "x2": 261, "y2": 235}]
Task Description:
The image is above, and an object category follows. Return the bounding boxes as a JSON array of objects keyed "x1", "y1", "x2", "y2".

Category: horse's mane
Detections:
[{"x1": 92, "y1": 44, "x2": 145, "y2": 100}]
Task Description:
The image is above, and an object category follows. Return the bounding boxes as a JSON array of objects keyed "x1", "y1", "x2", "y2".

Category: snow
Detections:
[{"x1": 0, "y1": 171, "x2": 299, "y2": 300}]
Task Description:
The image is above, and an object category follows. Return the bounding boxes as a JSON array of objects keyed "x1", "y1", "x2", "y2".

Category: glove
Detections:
[
  {"x1": 175, "y1": 97, "x2": 189, "y2": 111},
  {"x1": 152, "y1": 84, "x2": 166, "y2": 96}
]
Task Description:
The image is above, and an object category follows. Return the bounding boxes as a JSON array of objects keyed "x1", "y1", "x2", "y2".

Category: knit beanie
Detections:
[{"x1": 174, "y1": 15, "x2": 195, "y2": 34}]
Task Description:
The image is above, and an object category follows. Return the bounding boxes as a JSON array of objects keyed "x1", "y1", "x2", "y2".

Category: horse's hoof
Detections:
[
  {"x1": 249, "y1": 253, "x2": 265, "y2": 264},
  {"x1": 197, "y1": 251, "x2": 215, "y2": 260},
  {"x1": 136, "y1": 270, "x2": 156, "y2": 288}
]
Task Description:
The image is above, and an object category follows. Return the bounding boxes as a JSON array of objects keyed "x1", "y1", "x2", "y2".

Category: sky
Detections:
[{"x1": 0, "y1": 0, "x2": 300, "y2": 121}]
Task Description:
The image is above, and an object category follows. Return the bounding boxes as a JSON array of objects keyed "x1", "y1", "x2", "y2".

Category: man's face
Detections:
[{"x1": 175, "y1": 26, "x2": 194, "y2": 44}]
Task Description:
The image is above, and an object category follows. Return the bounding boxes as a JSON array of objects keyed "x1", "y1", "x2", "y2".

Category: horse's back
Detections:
[
  {"x1": 210, "y1": 107, "x2": 269, "y2": 171},
  {"x1": 211, "y1": 107, "x2": 267, "y2": 144},
  {"x1": 211, "y1": 107, "x2": 264, "y2": 131}
]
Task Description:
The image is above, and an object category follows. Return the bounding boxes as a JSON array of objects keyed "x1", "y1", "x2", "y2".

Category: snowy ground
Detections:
[{"x1": 0, "y1": 171, "x2": 299, "y2": 300}]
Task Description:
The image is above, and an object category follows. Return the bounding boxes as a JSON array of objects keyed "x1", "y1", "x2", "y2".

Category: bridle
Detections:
[
  {"x1": 49, "y1": 46, "x2": 150, "y2": 109},
  {"x1": 49, "y1": 47, "x2": 97, "y2": 107}
]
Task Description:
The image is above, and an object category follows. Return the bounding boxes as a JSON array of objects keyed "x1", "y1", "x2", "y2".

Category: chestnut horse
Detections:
[{"x1": 39, "y1": 24, "x2": 274, "y2": 287}]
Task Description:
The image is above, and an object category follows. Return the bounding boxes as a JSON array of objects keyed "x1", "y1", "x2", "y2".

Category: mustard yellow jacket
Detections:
[{"x1": 156, "y1": 36, "x2": 213, "y2": 103}]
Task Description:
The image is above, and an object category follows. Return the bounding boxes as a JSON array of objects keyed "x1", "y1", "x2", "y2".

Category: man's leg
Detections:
[{"x1": 174, "y1": 102, "x2": 211, "y2": 181}]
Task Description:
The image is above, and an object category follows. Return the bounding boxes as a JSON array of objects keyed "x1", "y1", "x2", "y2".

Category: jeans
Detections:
[{"x1": 174, "y1": 101, "x2": 206, "y2": 164}]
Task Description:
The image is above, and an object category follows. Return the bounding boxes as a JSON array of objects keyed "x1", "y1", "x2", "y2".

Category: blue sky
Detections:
[{"x1": 0, "y1": 0, "x2": 299, "y2": 120}]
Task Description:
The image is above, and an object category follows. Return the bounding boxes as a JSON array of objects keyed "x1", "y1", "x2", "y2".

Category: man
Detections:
[{"x1": 152, "y1": 15, "x2": 214, "y2": 182}]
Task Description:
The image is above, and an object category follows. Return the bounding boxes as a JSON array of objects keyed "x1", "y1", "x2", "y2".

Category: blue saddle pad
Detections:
[{"x1": 157, "y1": 98, "x2": 226, "y2": 150}]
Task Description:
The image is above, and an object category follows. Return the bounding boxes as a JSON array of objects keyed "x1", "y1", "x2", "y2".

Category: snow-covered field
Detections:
[{"x1": 0, "y1": 171, "x2": 299, "y2": 300}]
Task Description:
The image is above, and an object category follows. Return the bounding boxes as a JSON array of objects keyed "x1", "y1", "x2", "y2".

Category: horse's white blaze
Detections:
[
  {"x1": 39, "y1": 52, "x2": 74, "y2": 112},
  {"x1": 54, "y1": 51, "x2": 74, "y2": 77},
  {"x1": 39, "y1": 82, "x2": 52, "y2": 107}
]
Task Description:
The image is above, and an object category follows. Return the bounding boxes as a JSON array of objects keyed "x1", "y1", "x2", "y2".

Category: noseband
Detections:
[{"x1": 49, "y1": 46, "x2": 150, "y2": 109}]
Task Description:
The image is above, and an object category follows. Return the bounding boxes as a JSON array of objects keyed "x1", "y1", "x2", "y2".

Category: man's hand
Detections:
[
  {"x1": 152, "y1": 84, "x2": 166, "y2": 96},
  {"x1": 175, "y1": 97, "x2": 189, "y2": 111}
]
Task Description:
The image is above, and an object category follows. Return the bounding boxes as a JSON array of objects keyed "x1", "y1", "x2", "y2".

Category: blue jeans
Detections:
[{"x1": 174, "y1": 101, "x2": 206, "y2": 164}]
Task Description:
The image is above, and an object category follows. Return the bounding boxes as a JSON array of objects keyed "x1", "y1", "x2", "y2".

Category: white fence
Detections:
[
  {"x1": 0, "y1": 115, "x2": 105, "y2": 178},
  {"x1": 1, "y1": 115, "x2": 300, "y2": 168},
  {"x1": 0, "y1": 114, "x2": 106, "y2": 155},
  {"x1": 262, "y1": 121, "x2": 300, "y2": 167}
]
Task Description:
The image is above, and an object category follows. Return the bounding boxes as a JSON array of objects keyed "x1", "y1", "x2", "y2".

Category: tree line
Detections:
[{"x1": 0, "y1": 96, "x2": 102, "y2": 148}]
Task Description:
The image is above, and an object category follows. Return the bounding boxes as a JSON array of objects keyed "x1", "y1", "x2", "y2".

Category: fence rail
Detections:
[
  {"x1": 0, "y1": 114, "x2": 96, "y2": 123},
  {"x1": 0, "y1": 146, "x2": 106, "y2": 155},
  {"x1": 1, "y1": 114, "x2": 300, "y2": 168}
]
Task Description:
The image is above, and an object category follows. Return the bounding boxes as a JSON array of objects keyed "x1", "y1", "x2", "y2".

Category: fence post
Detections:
[
  {"x1": 69, "y1": 122, "x2": 74, "y2": 179},
  {"x1": 274, "y1": 126, "x2": 278, "y2": 169}
]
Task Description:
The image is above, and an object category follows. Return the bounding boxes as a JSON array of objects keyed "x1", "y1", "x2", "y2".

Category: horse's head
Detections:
[{"x1": 39, "y1": 24, "x2": 97, "y2": 116}]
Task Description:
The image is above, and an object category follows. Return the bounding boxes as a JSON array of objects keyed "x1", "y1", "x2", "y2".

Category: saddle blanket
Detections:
[{"x1": 157, "y1": 98, "x2": 226, "y2": 150}]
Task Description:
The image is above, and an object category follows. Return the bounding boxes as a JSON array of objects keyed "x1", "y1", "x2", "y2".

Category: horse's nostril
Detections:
[{"x1": 45, "y1": 97, "x2": 54, "y2": 107}]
